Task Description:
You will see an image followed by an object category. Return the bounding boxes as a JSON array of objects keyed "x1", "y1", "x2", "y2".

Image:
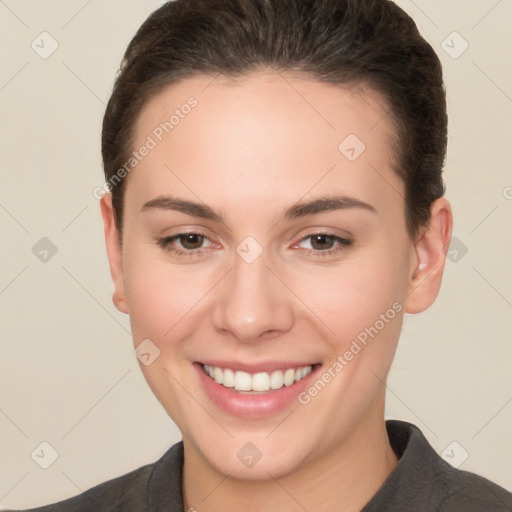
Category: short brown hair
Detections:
[{"x1": 102, "y1": 0, "x2": 447, "y2": 238}]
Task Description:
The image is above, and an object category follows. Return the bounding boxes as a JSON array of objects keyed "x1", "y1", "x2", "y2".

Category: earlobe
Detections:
[
  {"x1": 404, "y1": 197, "x2": 453, "y2": 314},
  {"x1": 100, "y1": 194, "x2": 129, "y2": 314}
]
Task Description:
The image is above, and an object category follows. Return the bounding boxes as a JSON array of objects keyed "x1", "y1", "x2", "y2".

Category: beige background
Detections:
[{"x1": 0, "y1": 0, "x2": 511, "y2": 508}]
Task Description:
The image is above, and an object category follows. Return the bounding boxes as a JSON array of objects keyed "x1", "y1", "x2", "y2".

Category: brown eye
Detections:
[
  {"x1": 178, "y1": 233, "x2": 205, "y2": 250},
  {"x1": 295, "y1": 233, "x2": 353, "y2": 257},
  {"x1": 309, "y1": 234, "x2": 336, "y2": 251},
  {"x1": 156, "y1": 231, "x2": 214, "y2": 255}
]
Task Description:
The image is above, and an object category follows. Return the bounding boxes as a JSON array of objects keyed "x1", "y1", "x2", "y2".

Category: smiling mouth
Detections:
[{"x1": 200, "y1": 363, "x2": 320, "y2": 394}]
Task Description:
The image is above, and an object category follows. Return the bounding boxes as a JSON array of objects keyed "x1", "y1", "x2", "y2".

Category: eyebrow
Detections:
[{"x1": 141, "y1": 194, "x2": 376, "y2": 223}]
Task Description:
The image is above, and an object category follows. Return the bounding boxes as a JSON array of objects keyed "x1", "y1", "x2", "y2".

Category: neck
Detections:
[{"x1": 182, "y1": 403, "x2": 398, "y2": 512}]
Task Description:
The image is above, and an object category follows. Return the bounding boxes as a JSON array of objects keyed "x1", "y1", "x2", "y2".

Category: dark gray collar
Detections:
[{"x1": 146, "y1": 420, "x2": 512, "y2": 512}]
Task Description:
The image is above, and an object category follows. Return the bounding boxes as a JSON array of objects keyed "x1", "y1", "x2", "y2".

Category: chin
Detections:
[{"x1": 191, "y1": 431, "x2": 314, "y2": 481}]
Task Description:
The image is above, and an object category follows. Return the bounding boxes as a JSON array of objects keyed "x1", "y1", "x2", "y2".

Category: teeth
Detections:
[
  {"x1": 234, "y1": 371, "x2": 252, "y2": 391},
  {"x1": 284, "y1": 368, "x2": 295, "y2": 386},
  {"x1": 223, "y1": 368, "x2": 235, "y2": 388},
  {"x1": 213, "y1": 366, "x2": 223, "y2": 384},
  {"x1": 252, "y1": 372, "x2": 270, "y2": 392},
  {"x1": 270, "y1": 370, "x2": 284, "y2": 390},
  {"x1": 203, "y1": 364, "x2": 314, "y2": 392}
]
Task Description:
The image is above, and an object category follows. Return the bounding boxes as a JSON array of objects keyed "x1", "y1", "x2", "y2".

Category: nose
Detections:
[{"x1": 212, "y1": 249, "x2": 295, "y2": 343}]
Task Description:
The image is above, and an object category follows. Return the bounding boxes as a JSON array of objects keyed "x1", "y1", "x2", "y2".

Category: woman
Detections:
[{"x1": 13, "y1": 0, "x2": 512, "y2": 510}]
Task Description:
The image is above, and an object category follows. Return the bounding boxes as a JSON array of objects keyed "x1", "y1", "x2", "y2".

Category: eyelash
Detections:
[{"x1": 155, "y1": 231, "x2": 353, "y2": 258}]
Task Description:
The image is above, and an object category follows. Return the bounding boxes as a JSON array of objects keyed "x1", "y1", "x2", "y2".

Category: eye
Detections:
[
  {"x1": 155, "y1": 231, "x2": 217, "y2": 256},
  {"x1": 155, "y1": 231, "x2": 352, "y2": 258},
  {"x1": 295, "y1": 233, "x2": 352, "y2": 257}
]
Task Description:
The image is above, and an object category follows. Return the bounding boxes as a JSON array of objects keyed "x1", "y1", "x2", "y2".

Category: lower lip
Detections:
[{"x1": 193, "y1": 362, "x2": 320, "y2": 419}]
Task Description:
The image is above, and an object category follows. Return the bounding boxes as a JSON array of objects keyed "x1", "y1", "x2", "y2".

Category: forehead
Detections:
[{"x1": 127, "y1": 70, "x2": 403, "y2": 220}]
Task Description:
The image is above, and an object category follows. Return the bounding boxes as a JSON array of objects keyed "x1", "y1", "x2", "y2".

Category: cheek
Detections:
[
  {"x1": 121, "y1": 242, "x2": 216, "y2": 343},
  {"x1": 121, "y1": 226, "x2": 409, "y2": 353},
  {"x1": 120, "y1": 248, "x2": 216, "y2": 425},
  {"x1": 290, "y1": 251, "x2": 406, "y2": 344}
]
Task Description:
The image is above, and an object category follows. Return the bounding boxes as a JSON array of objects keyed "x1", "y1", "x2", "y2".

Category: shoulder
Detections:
[
  {"x1": 7, "y1": 463, "x2": 154, "y2": 512},
  {"x1": 438, "y1": 463, "x2": 512, "y2": 511},
  {"x1": 385, "y1": 420, "x2": 512, "y2": 512},
  {"x1": 4, "y1": 442, "x2": 184, "y2": 512}
]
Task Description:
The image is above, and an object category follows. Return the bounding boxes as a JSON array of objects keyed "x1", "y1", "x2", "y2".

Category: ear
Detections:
[
  {"x1": 100, "y1": 193, "x2": 129, "y2": 314},
  {"x1": 404, "y1": 197, "x2": 453, "y2": 314}
]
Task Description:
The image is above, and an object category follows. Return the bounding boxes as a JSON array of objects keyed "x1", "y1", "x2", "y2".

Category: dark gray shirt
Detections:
[{"x1": 10, "y1": 420, "x2": 512, "y2": 511}]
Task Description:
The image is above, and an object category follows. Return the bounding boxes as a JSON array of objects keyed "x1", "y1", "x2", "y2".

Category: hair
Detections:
[{"x1": 101, "y1": 0, "x2": 447, "y2": 239}]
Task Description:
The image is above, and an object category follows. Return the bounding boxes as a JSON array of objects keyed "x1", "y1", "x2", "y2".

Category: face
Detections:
[{"x1": 101, "y1": 70, "x2": 451, "y2": 480}]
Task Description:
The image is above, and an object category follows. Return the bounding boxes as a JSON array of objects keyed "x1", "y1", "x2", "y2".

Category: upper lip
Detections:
[{"x1": 197, "y1": 360, "x2": 320, "y2": 374}]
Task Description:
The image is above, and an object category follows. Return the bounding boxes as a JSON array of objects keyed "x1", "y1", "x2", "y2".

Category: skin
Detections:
[{"x1": 100, "y1": 70, "x2": 452, "y2": 512}]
